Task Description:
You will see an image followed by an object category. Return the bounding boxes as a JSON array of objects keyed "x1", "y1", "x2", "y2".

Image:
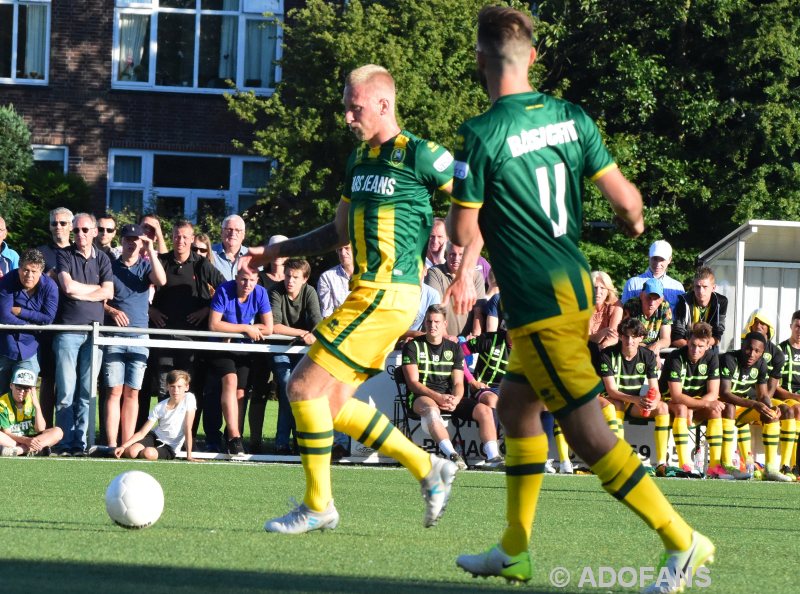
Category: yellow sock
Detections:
[
  {"x1": 592, "y1": 439, "x2": 693, "y2": 551},
  {"x1": 793, "y1": 429, "x2": 799, "y2": 469},
  {"x1": 601, "y1": 403, "x2": 619, "y2": 437},
  {"x1": 706, "y1": 418, "x2": 723, "y2": 467},
  {"x1": 763, "y1": 422, "x2": 779, "y2": 468},
  {"x1": 616, "y1": 410, "x2": 626, "y2": 441},
  {"x1": 291, "y1": 397, "x2": 333, "y2": 512},
  {"x1": 780, "y1": 419, "x2": 796, "y2": 468},
  {"x1": 722, "y1": 418, "x2": 735, "y2": 466},
  {"x1": 737, "y1": 424, "x2": 751, "y2": 462},
  {"x1": 654, "y1": 414, "x2": 670, "y2": 465},
  {"x1": 672, "y1": 417, "x2": 690, "y2": 467},
  {"x1": 333, "y1": 398, "x2": 431, "y2": 481},
  {"x1": 553, "y1": 422, "x2": 569, "y2": 463},
  {"x1": 500, "y1": 434, "x2": 548, "y2": 556}
]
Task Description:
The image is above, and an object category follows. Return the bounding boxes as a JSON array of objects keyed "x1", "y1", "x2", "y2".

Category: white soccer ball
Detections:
[{"x1": 105, "y1": 470, "x2": 164, "y2": 529}]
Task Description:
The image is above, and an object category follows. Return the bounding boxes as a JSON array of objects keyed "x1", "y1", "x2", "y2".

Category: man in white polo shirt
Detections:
[{"x1": 621, "y1": 239, "x2": 685, "y2": 313}]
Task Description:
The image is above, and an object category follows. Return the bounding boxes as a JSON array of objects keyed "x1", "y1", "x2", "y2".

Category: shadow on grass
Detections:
[{"x1": 19, "y1": 560, "x2": 551, "y2": 594}]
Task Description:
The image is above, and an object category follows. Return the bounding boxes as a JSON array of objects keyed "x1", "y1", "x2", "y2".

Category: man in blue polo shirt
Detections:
[
  {"x1": 0, "y1": 249, "x2": 59, "y2": 395},
  {"x1": 54, "y1": 213, "x2": 114, "y2": 455},
  {"x1": 102, "y1": 224, "x2": 166, "y2": 449},
  {"x1": 621, "y1": 240, "x2": 686, "y2": 313}
]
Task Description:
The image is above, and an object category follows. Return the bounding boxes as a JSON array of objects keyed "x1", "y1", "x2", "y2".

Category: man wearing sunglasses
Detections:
[
  {"x1": 53, "y1": 213, "x2": 114, "y2": 456},
  {"x1": 38, "y1": 207, "x2": 74, "y2": 278},
  {"x1": 94, "y1": 213, "x2": 122, "y2": 259}
]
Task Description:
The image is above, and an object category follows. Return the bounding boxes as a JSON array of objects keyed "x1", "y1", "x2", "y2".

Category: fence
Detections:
[{"x1": 0, "y1": 323, "x2": 304, "y2": 451}]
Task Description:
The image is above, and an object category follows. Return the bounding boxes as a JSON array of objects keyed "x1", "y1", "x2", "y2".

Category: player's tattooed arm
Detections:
[{"x1": 273, "y1": 222, "x2": 341, "y2": 258}]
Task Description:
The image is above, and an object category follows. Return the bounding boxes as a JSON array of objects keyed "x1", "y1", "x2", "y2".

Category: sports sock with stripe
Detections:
[
  {"x1": 706, "y1": 418, "x2": 723, "y2": 467},
  {"x1": 672, "y1": 416, "x2": 690, "y2": 467},
  {"x1": 591, "y1": 438, "x2": 693, "y2": 551},
  {"x1": 291, "y1": 397, "x2": 334, "y2": 512},
  {"x1": 333, "y1": 398, "x2": 431, "y2": 481},
  {"x1": 500, "y1": 434, "x2": 548, "y2": 556}
]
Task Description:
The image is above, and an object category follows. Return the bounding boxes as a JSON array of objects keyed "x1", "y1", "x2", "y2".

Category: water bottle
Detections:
[
  {"x1": 731, "y1": 449, "x2": 740, "y2": 470},
  {"x1": 692, "y1": 444, "x2": 705, "y2": 472},
  {"x1": 641, "y1": 387, "x2": 657, "y2": 418},
  {"x1": 745, "y1": 453, "x2": 755, "y2": 475}
]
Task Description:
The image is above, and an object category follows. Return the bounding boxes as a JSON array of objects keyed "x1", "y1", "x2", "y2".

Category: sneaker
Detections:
[
  {"x1": 763, "y1": 464, "x2": 794, "y2": 482},
  {"x1": 71, "y1": 448, "x2": 88, "y2": 457},
  {"x1": 264, "y1": 498, "x2": 339, "y2": 534},
  {"x1": 456, "y1": 544, "x2": 532, "y2": 583},
  {"x1": 484, "y1": 456, "x2": 505, "y2": 469},
  {"x1": 559, "y1": 459, "x2": 574, "y2": 474},
  {"x1": 36, "y1": 446, "x2": 52, "y2": 457},
  {"x1": 705, "y1": 464, "x2": 734, "y2": 480},
  {"x1": 721, "y1": 463, "x2": 751, "y2": 480},
  {"x1": 780, "y1": 465, "x2": 797, "y2": 481},
  {"x1": 642, "y1": 531, "x2": 715, "y2": 594},
  {"x1": 449, "y1": 452, "x2": 468, "y2": 471},
  {"x1": 1, "y1": 446, "x2": 22, "y2": 456},
  {"x1": 420, "y1": 454, "x2": 457, "y2": 527},
  {"x1": 226, "y1": 437, "x2": 246, "y2": 459},
  {"x1": 543, "y1": 458, "x2": 557, "y2": 474},
  {"x1": 680, "y1": 463, "x2": 703, "y2": 478},
  {"x1": 87, "y1": 445, "x2": 114, "y2": 458}
]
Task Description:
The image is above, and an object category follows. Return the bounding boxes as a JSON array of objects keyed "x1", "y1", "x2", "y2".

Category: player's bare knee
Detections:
[
  {"x1": 669, "y1": 403, "x2": 688, "y2": 417},
  {"x1": 143, "y1": 448, "x2": 159, "y2": 460},
  {"x1": 655, "y1": 401, "x2": 668, "y2": 416}
]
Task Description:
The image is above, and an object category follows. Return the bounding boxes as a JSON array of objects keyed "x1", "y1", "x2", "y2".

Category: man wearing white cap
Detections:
[
  {"x1": 621, "y1": 239, "x2": 686, "y2": 313},
  {"x1": 0, "y1": 368, "x2": 63, "y2": 456}
]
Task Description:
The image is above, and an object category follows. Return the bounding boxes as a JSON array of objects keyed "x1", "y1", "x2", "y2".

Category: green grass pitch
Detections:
[{"x1": 1, "y1": 458, "x2": 796, "y2": 593}]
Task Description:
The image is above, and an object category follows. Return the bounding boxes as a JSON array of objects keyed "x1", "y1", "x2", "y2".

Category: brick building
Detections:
[{"x1": 2, "y1": 0, "x2": 294, "y2": 220}]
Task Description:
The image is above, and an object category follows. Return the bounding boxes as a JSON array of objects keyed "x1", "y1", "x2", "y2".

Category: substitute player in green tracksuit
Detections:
[{"x1": 445, "y1": 6, "x2": 713, "y2": 591}]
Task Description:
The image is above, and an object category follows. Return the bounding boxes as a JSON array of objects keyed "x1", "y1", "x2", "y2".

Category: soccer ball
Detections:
[{"x1": 105, "y1": 470, "x2": 164, "y2": 529}]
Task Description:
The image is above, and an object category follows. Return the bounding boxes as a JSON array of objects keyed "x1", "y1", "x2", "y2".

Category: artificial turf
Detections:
[{"x1": 1, "y1": 457, "x2": 796, "y2": 593}]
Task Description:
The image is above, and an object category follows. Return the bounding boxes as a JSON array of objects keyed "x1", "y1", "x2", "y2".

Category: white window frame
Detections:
[
  {"x1": 0, "y1": 0, "x2": 51, "y2": 86},
  {"x1": 32, "y1": 144, "x2": 68, "y2": 172},
  {"x1": 111, "y1": 0, "x2": 283, "y2": 95},
  {"x1": 107, "y1": 149, "x2": 269, "y2": 221}
]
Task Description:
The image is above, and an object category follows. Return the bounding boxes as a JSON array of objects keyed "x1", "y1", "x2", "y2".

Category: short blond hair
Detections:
[
  {"x1": 591, "y1": 270, "x2": 619, "y2": 306},
  {"x1": 345, "y1": 64, "x2": 395, "y2": 91}
]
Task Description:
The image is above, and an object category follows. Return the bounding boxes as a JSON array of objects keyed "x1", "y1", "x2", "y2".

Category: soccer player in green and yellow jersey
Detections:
[
  {"x1": 777, "y1": 311, "x2": 800, "y2": 477},
  {"x1": 243, "y1": 64, "x2": 458, "y2": 535},
  {"x1": 662, "y1": 322, "x2": 725, "y2": 477},
  {"x1": 444, "y1": 6, "x2": 713, "y2": 591}
]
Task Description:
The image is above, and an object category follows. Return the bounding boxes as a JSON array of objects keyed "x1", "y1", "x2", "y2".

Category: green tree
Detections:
[
  {"x1": 0, "y1": 104, "x2": 34, "y2": 212},
  {"x1": 535, "y1": 0, "x2": 800, "y2": 287}
]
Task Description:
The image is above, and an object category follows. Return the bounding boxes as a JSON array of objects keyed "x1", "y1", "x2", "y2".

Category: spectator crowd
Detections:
[{"x1": 0, "y1": 209, "x2": 798, "y2": 481}]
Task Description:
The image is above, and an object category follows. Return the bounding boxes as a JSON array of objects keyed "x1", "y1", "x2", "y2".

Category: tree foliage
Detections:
[
  {"x1": 229, "y1": 0, "x2": 800, "y2": 289},
  {"x1": 0, "y1": 104, "x2": 34, "y2": 209}
]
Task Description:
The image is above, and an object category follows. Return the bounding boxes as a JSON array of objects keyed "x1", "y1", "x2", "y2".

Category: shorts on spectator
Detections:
[
  {"x1": 136, "y1": 431, "x2": 176, "y2": 460},
  {"x1": 0, "y1": 353, "x2": 40, "y2": 391},
  {"x1": 103, "y1": 340, "x2": 149, "y2": 390},
  {"x1": 209, "y1": 352, "x2": 253, "y2": 389}
]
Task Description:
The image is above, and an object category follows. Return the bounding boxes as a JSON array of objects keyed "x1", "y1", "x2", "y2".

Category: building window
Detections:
[
  {"x1": 32, "y1": 145, "x2": 68, "y2": 172},
  {"x1": 0, "y1": 0, "x2": 50, "y2": 85},
  {"x1": 113, "y1": 0, "x2": 282, "y2": 94},
  {"x1": 108, "y1": 149, "x2": 269, "y2": 221}
]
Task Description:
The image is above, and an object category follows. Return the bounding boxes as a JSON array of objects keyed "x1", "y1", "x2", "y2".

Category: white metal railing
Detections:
[{"x1": 0, "y1": 323, "x2": 308, "y2": 446}]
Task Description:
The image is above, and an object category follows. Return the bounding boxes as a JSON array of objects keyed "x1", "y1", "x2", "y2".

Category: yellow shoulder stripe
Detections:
[
  {"x1": 589, "y1": 162, "x2": 618, "y2": 182},
  {"x1": 450, "y1": 197, "x2": 482, "y2": 209}
]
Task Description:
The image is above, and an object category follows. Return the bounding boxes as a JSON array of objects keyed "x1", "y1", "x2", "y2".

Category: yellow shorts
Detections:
[
  {"x1": 735, "y1": 398, "x2": 785, "y2": 425},
  {"x1": 309, "y1": 284, "x2": 419, "y2": 386},
  {"x1": 505, "y1": 310, "x2": 602, "y2": 417}
]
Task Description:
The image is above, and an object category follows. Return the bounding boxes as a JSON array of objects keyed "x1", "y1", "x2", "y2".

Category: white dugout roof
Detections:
[{"x1": 698, "y1": 220, "x2": 800, "y2": 350}]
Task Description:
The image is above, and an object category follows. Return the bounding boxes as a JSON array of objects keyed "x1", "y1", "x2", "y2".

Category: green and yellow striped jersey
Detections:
[
  {"x1": 451, "y1": 92, "x2": 616, "y2": 330},
  {"x1": 342, "y1": 130, "x2": 453, "y2": 289},
  {"x1": 0, "y1": 393, "x2": 36, "y2": 436}
]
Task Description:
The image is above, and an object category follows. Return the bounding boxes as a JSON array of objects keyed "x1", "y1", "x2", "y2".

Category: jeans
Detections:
[
  {"x1": 0, "y1": 353, "x2": 40, "y2": 396},
  {"x1": 54, "y1": 332, "x2": 101, "y2": 452},
  {"x1": 273, "y1": 354, "x2": 300, "y2": 449}
]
